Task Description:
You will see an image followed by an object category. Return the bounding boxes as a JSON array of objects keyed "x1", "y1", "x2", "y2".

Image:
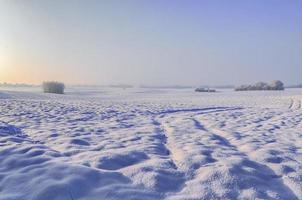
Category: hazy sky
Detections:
[{"x1": 0, "y1": 0, "x2": 301, "y2": 86}]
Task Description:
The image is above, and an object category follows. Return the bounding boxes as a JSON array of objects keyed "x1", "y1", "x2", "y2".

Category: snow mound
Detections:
[{"x1": 0, "y1": 123, "x2": 160, "y2": 200}]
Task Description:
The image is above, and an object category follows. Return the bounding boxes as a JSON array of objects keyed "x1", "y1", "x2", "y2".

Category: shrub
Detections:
[
  {"x1": 269, "y1": 80, "x2": 284, "y2": 90},
  {"x1": 42, "y1": 81, "x2": 65, "y2": 94},
  {"x1": 235, "y1": 80, "x2": 284, "y2": 91},
  {"x1": 195, "y1": 87, "x2": 216, "y2": 92}
]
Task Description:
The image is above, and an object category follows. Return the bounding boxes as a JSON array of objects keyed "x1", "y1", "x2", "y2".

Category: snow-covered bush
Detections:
[
  {"x1": 42, "y1": 81, "x2": 65, "y2": 94},
  {"x1": 269, "y1": 80, "x2": 284, "y2": 90},
  {"x1": 235, "y1": 80, "x2": 284, "y2": 91},
  {"x1": 195, "y1": 88, "x2": 216, "y2": 92}
]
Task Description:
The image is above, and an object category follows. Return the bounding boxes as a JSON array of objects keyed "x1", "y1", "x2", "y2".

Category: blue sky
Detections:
[{"x1": 0, "y1": 0, "x2": 301, "y2": 86}]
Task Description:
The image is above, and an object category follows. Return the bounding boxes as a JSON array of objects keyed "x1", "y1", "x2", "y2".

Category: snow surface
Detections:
[{"x1": 1, "y1": 87, "x2": 302, "y2": 200}]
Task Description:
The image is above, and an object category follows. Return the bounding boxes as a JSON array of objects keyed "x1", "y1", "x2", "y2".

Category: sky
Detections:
[{"x1": 0, "y1": 0, "x2": 301, "y2": 86}]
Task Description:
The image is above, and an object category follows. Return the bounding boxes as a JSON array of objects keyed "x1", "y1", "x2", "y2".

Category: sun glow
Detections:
[
  {"x1": 0, "y1": 45, "x2": 14, "y2": 82},
  {"x1": 0, "y1": 52, "x2": 29, "y2": 84},
  {"x1": 0, "y1": 52, "x2": 9, "y2": 77}
]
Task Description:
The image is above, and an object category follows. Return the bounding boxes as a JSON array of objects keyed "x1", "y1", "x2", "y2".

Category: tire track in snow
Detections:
[
  {"x1": 150, "y1": 107, "x2": 244, "y2": 196},
  {"x1": 148, "y1": 107, "x2": 232, "y2": 195},
  {"x1": 151, "y1": 118, "x2": 179, "y2": 170},
  {"x1": 150, "y1": 117, "x2": 187, "y2": 195},
  {"x1": 153, "y1": 107, "x2": 242, "y2": 171},
  {"x1": 192, "y1": 116, "x2": 299, "y2": 199},
  {"x1": 298, "y1": 99, "x2": 301, "y2": 109},
  {"x1": 288, "y1": 98, "x2": 301, "y2": 110},
  {"x1": 154, "y1": 106, "x2": 299, "y2": 199},
  {"x1": 289, "y1": 98, "x2": 294, "y2": 109}
]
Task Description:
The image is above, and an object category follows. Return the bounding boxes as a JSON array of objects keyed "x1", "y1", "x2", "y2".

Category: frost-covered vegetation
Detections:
[
  {"x1": 235, "y1": 80, "x2": 284, "y2": 91},
  {"x1": 42, "y1": 81, "x2": 65, "y2": 94},
  {"x1": 195, "y1": 87, "x2": 216, "y2": 92}
]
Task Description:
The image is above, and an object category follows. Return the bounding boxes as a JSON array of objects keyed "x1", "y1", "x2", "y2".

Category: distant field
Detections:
[{"x1": 0, "y1": 88, "x2": 302, "y2": 199}]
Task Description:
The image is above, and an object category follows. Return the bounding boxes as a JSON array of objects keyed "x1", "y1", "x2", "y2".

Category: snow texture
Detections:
[{"x1": 0, "y1": 87, "x2": 302, "y2": 200}]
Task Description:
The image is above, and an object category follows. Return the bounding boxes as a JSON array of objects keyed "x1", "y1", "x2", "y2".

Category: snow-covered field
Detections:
[{"x1": 1, "y1": 87, "x2": 302, "y2": 200}]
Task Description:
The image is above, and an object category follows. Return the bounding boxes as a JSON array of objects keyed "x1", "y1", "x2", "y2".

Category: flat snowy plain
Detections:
[{"x1": 1, "y1": 87, "x2": 302, "y2": 200}]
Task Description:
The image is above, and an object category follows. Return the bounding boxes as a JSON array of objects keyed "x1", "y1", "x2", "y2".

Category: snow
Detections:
[{"x1": 1, "y1": 87, "x2": 302, "y2": 199}]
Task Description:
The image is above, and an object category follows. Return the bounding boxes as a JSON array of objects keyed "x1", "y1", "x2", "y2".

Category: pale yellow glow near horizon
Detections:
[
  {"x1": 0, "y1": 48, "x2": 60, "y2": 84},
  {"x1": 0, "y1": 43, "x2": 22, "y2": 83},
  {"x1": 0, "y1": 51, "x2": 41, "y2": 84},
  {"x1": 0, "y1": 65, "x2": 33, "y2": 84},
  {"x1": 0, "y1": 50, "x2": 14, "y2": 83},
  {"x1": 0, "y1": 63, "x2": 80, "y2": 85}
]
